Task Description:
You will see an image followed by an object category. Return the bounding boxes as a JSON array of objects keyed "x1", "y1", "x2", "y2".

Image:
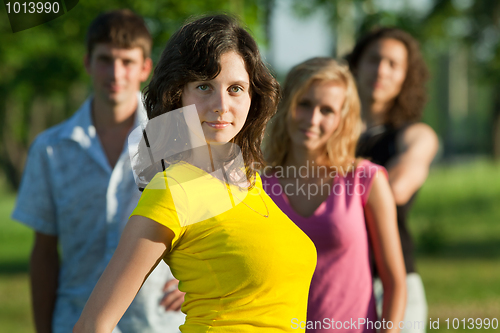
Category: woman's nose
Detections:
[
  {"x1": 295, "y1": 106, "x2": 321, "y2": 128},
  {"x1": 212, "y1": 90, "x2": 229, "y2": 114},
  {"x1": 377, "y1": 60, "x2": 390, "y2": 78},
  {"x1": 308, "y1": 106, "x2": 323, "y2": 126}
]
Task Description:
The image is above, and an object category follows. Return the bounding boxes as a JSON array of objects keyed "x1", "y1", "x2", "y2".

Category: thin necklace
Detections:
[
  {"x1": 207, "y1": 144, "x2": 269, "y2": 218},
  {"x1": 226, "y1": 183, "x2": 270, "y2": 218},
  {"x1": 221, "y1": 168, "x2": 269, "y2": 218}
]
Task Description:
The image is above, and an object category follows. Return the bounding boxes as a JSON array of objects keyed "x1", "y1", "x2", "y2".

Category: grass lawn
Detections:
[
  {"x1": 0, "y1": 159, "x2": 499, "y2": 332},
  {"x1": 409, "y1": 159, "x2": 500, "y2": 332},
  {"x1": 0, "y1": 186, "x2": 33, "y2": 333}
]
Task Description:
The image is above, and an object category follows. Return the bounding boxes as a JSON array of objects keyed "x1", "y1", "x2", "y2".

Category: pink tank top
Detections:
[{"x1": 261, "y1": 160, "x2": 386, "y2": 333}]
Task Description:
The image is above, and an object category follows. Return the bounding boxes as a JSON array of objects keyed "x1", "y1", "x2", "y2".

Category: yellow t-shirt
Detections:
[{"x1": 131, "y1": 162, "x2": 317, "y2": 332}]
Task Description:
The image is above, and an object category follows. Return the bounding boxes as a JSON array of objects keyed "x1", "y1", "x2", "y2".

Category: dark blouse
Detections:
[{"x1": 356, "y1": 124, "x2": 417, "y2": 274}]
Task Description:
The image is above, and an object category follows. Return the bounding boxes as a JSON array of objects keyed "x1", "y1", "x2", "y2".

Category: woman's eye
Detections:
[
  {"x1": 229, "y1": 86, "x2": 243, "y2": 93},
  {"x1": 390, "y1": 61, "x2": 400, "y2": 69},
  {"x1": 297, "y1": 101, "x2": 310, "y2": 108},
  {"x1": 197, "y1": 84, "x2": 210, "y2": 91}
]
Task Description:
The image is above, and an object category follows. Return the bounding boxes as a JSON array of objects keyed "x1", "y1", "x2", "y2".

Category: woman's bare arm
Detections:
[
  {"x1": 73, "y1": 216, "x2": 175, "y2": 333},
  {"x1": 365, "y1": 170, "x2": 407, "y2": 332},
  {"x1": 386, "y1": 123, "x2": 438, "y2": 205}
]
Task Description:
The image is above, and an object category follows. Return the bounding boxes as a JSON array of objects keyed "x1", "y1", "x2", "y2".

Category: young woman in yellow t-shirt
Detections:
[{"x1": 74, "y1": 14, "x2": 317, "y2": 333}]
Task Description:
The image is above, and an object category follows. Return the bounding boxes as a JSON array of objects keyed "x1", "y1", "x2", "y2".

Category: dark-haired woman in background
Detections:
[
  {"x1": 347, "y1": 28, "x2": 439, "y2": 333},
  {"x1": 74, "y1": 14, "x2": 316, "y2": 333}
]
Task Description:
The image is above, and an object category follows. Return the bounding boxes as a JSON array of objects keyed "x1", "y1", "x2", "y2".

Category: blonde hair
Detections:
[{"x1": 263, "y1": 57, "x2": 361, "y2": 174}]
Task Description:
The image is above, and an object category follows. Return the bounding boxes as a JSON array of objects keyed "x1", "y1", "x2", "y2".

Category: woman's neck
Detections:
[
  {"x1": 188, "y1": 142, "x2": 247, "y2": 183},
  {"x1": 284, "y1": 146, "x2": 330, "y2": 178},
  {"x1": 361, "y1": 97, "x2": 393, "y2": 128}
]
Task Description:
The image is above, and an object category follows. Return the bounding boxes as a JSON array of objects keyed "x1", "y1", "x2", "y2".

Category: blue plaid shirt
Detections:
[{"x1": 12, "y1": 93, "x2": 185, "y2": 333}]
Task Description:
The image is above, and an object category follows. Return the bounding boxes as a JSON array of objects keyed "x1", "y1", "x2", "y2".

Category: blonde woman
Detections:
[{"x1": 262, "y1": 57, "x2": 406, "y2": 333}]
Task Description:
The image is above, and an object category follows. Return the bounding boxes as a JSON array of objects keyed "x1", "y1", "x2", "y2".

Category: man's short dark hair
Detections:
[{"x1": 86, "y1": 9, "x2": 152, "y2": 58}]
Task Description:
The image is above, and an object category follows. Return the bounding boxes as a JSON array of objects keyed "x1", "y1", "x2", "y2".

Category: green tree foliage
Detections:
[
  {"x1": 0, "y1": 0, "x2": 269, "y2": 190},
  {"x1": 423, "y1": 0, "x2": 500, "y2": 158},
  {"x1": 291, "y1": 0, "x2": 429, "y2": 55},
  {"x1": 292, "y1": 0, "x2": 500, "y2": 157}
]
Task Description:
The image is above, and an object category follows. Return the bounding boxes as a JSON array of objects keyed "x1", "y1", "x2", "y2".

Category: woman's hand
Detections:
[
  {"x1": 73, "y1": 216, "x2": 175, "y2": 333},
  {"x1": 161, "y1": 279, "x2": 185, "y2": 311},
  {"x1": 365, "y1": 170, "x2": 407, "y2": 333}
]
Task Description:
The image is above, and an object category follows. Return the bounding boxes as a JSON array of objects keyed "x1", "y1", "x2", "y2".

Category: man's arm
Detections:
[
  {"x1": 30, "y1": 232, "x2": 59, "y2": 333},
  {"x1": 386, "y1": 123, "x2": 439, "y2": 205}
]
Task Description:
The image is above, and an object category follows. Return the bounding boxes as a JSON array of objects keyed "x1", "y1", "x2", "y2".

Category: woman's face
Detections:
[
  {"x1": 182, "y1": 51, "x2": 251, "y2": 144},
  {"x1": 356, "y1": 38, "x2": 408, "y2": 106},
  {"x1": 286, "y1": 80, "x2": 346, "y2": 152}
]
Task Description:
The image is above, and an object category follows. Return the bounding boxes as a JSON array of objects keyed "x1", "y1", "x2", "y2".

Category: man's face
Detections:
[{"x1": 85, "y1": 43, "x2": 152, "y2": 106}]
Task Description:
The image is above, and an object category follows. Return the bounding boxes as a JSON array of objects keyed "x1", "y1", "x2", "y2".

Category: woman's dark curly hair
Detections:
[
  {"x1": 346, "y1": 27, "x2": 429, "y2": 127},
  {"x1": 142, "y1": 14, "x2": 280, "y2": 184}
]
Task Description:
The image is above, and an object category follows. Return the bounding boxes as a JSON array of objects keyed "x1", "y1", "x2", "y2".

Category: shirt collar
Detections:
[{"x1": 59, "y1": 91, "x2": 147, "y2": 145}]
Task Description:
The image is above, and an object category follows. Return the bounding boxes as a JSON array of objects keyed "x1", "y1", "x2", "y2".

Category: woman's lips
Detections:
[
  {"x1": 372, "y1": 80, "x2": 385, "y2": 90},
  {"x1": 205, "y1": 121, "x2": 231, "y2": 129},
  {"x1": 300, "y1": 129, "x2": 319, "y2": 138}
]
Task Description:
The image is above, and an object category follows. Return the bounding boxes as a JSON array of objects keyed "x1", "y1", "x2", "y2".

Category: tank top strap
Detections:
[{"x1": 354, "y1": 160, "x2": 388, "y2": 206}]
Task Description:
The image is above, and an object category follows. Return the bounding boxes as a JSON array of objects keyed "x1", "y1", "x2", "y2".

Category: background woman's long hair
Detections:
[{"x1": 264, "y1": 57, "x2": 361, "y2": 174}]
